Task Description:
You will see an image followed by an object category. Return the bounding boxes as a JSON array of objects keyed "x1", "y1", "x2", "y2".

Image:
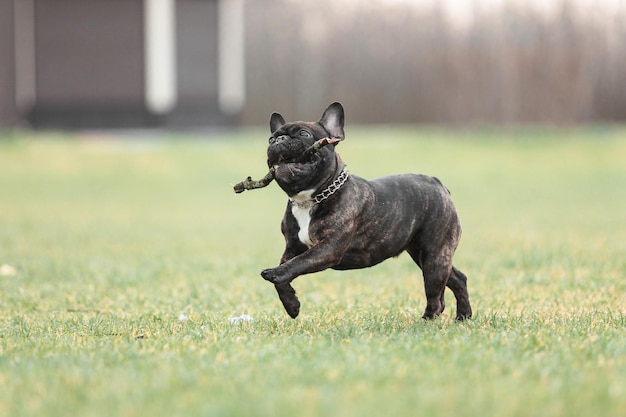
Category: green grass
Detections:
[{"x1": 1, "y1": 127, "x2": 625, "y2": 417}]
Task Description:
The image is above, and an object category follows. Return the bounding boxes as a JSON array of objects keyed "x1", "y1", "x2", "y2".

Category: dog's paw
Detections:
[
  {"x1": 455, "y1": 310, "x2": 472, "y2": 321},
  {"x1": 275, "y1": 283, "x2": 300, "y2": 319},
  {"x1": 283, "y1": 299, "x2": 300, "y2": 319},
  {"x1": 260, "y1": 268, "x2": 276, "y2": 282},
  {"x1": 261, "y1": 268, "x2": 288, "y2": 284}
]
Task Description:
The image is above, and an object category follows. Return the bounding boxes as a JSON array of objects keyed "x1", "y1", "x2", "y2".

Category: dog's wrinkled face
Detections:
[
  {"x1": 267, "y1": 121, "x2": 333, "y2": 194},
  {"x1": 267, "y1": 103, "x2": 345, "y2": 196}
]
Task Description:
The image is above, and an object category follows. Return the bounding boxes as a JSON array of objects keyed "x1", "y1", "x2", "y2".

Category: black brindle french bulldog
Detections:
[{"x1": 260, "y1": 102, "x2": 472, "y2": 320}]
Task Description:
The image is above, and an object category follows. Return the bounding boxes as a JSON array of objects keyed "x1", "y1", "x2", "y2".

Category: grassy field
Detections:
[{"x1": 1, "y1": 127, "x2": 625, "y2": 417}]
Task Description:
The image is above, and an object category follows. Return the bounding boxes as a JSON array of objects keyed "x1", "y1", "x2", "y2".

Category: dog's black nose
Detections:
[{"x1": 274, "y1": 135, "x2": 289, "y2": 144}]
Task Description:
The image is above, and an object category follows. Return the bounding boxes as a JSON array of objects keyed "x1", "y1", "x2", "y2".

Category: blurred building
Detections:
[
  {"x1": 0, "y1": 0, "x2": 244, "y2": 129},
  {"x1": 2, "y1": 0, "x2": 625, "y2": 129}
]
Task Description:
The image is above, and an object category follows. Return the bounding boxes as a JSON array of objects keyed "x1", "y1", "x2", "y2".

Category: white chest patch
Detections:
[{"x1": 290, "y1": 189, "x2": 315, "y2": 248}]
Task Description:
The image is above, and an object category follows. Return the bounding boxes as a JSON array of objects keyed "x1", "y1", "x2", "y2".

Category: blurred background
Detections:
[
  {"x1": 1, "y1": 0, "x2": 625, "y2": 130},
  {"x1": 1, "y1": 5, "x2": 625, "y2": 414}
]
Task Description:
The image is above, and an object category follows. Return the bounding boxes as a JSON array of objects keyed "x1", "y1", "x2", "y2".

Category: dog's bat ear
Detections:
[
  {"x1": 319, "y1": 102, "x2": 345, "y2": 141},
  {"x1": 270, "y1": 112, "x2": 286, "y2": 134}
]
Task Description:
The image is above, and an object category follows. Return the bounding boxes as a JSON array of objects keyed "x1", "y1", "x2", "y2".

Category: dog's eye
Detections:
[
  {"x1": 269, "y1": 137, "x2": 276, "y2": 144},
  {"x1": 299, "y1": 130, "x2": 312, "y2": 138}
]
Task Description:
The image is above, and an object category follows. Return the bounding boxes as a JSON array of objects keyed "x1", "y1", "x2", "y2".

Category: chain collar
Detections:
[{"x1": 291, "y1": 167, "x2": 349, "y2": 209}]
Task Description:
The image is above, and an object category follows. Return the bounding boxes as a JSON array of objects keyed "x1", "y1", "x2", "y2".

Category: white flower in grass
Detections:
[
  {"x1": 0, "y1": 264, "x2": 17, "y2": 276},
  {"x1": 228, "y1": 314, "x2": 254, "y2": 324}
]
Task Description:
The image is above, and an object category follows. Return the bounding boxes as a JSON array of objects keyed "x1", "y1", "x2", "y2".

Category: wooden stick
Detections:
[
  {"x1": 296, "y1": 137, "x2": 341, "y2": 162},
  {"x1": 233, "y1": 168, "x2": 276, "y2": 194},
  {"x1": 233, "y1": 137, "x2": 341, "y2": 194}
]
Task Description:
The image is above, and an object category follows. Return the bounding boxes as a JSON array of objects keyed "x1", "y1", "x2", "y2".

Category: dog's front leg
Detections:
[
  {"x1": 261, "y1": 241, "x2": 348, "y2": 285},
  {"x1": 266, "y1": 250, "x2": 320, "y2": 318},
  {"x1": 274, "y1": 283, "x2": 300, "y2": 318},
  {"x1": 272, "y1": 244, "x2": 306, "y2": 318}
]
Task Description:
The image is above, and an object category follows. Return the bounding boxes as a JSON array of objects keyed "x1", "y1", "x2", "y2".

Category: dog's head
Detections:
[{"x1": 267, "y1": 102, "x2": 345, "y2": 196}]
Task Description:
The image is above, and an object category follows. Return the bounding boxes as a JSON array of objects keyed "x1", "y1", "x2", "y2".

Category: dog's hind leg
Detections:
[
  {"x1": 408, "y1": 247, "x2": 477, "y2": 320},
  {"x1": 274, "y1": 282, "x2": 300, "y2": 319},
  {"x1": 421, "y1": 258, "x2": 452, "y2": 319},
  {"x1": 447, "y1": 266, "x2": 472, "y2": 320},
  {"x1": 407, "y1": 247, "x2": 451, "y2": 319}
]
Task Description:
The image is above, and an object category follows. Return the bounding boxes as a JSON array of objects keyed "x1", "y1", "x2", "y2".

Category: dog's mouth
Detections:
[
  {"x1": 271, "y1": 153, "x2": 318, "y2": 170},
  {"x1": 267, "y1": 144, "x2": 318, "y2": 171}
]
